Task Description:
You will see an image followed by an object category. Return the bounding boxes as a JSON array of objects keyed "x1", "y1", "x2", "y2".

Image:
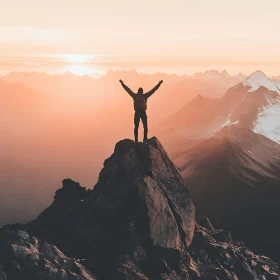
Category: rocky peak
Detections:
[
  {"x1": 93, "y1": 137, "x2": 196, "y2": 249},
  {"x1": 243, "y1": 70, "x2": 280, "y2": 93},
  {"x1": 54, "y1": 179, "x2": 88, "y2": 202},
  {"x1": 3, "y1": 137, "x2": 280, "y2": 279},
  {"x1": 29, "y1": 137, "x2": 195, "y2": 278}
]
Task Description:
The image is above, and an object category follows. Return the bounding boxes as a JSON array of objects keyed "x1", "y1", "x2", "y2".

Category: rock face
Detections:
[
  {"x1": 2, "y1": 137, "x2": 280, "y2": 279},
  {"x1": 29, "y1": 137, "x2": 195, "y2": 279},
  {"x1": 189, "y1": 220, "x2": 280, "y2": 280},
  {"x1": 0, "y1": 227, "x2": 96, "y2": 280}
]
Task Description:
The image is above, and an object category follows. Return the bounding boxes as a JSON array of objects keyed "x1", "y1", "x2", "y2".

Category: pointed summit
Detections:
[
  {"x1": 243, "y1": 70, "x2": 280, "y2": 93},
  {"x1": 222, "y1": 69, "x2": 230, "y2": 77}
]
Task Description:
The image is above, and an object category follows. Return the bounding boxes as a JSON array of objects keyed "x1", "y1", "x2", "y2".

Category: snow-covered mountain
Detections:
[
  {"x1": 157, "y1": 70, "x2": 280, "y2": 153},
  {"x1": 247, "y1": 71, "x2": 280, "y2": 143},
  {"x1": 243, "y1": 70, "x2": 280, "y2": 93}
]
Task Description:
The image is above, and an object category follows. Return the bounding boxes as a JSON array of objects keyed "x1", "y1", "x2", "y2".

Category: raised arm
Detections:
[
  {"x1": 119, "y1": 80, "x2": 135, "y2": 98},
  {"x1": 145, "y1": 80, "x2": 163, "y2": 98}
]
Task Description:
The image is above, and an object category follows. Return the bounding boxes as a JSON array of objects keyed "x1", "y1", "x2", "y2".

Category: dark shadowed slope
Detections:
[
  {"x1": 1, "y1": 137, "x2": 280, "y2": 279},
  {"x1": 177, "y1": 125, "x2": 280, "y2": 260}
]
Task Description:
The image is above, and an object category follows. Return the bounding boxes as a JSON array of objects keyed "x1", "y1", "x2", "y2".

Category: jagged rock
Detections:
[
  {"x1": 188, "y1": 223, "x2": 280, "y2": 279},
  {"x1": 198, "y1": 216, "x2": 215, "y2": 232},
  {"x1": 2, "y1": 137, "x2": 280, "y2": 279},
  {"x1": 0, "y1": 265, "x2": 7, "y2": 280},
  {"x1": 54, "y1": 179, "x2": 88, "y2": 201},
  {"x1": 0, "y1": 229, "x2": 96, "y2": 280},
  {"x1": 29, "y1": 137, "x2": 195, "y2": 279}
]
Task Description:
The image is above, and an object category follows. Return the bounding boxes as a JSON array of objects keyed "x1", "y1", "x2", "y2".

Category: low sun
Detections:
[
  {"x1": 63, "y1": 54, "x2": 90, "y2": 64},
  {"x1": 60, "y1": 54, "x2": 101, "y2": 76}
]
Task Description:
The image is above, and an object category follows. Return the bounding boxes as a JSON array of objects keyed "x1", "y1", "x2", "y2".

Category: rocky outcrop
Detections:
[
  {"x1": 2, "y1": 137, "x2": 280, "y2": 279},
  {"x1": 29, "y1": 137, "x2": 195, "y2": 279},
  {"x1": 188, "y1": 223, "x2": 280, "y2": 279},
  {"x1": 0, "y1": 227, "x2": 96, "y2": 280}
]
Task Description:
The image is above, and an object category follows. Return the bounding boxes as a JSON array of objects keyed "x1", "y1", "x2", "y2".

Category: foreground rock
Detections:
[
  {"x1": 29, "y1": 137, "x2": 195, "y2": 279},
  {"x1": 189, "y1": 217, "x2": 280, "y2": 279},
  {"x1": 0, "y1": 227, "x2": 96, "y2": 280},
  {"x1": 1, "y1": 137, "x2": 280, "y2": 279}
]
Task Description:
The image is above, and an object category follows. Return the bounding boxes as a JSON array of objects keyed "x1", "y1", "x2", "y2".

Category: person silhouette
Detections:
[{"x1": 119, "y1": 79, "x2": 163, "y2": 142}]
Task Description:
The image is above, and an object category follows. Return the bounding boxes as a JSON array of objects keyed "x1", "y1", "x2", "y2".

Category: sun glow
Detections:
[
  {"x1": 59, "y1": 54, "x2": 102, "y2": 76},
  {"x1": 62, "y1": 54, "x2": 95, "y2": 64},
  {"x1": 64, "y1": 64, "x2": 104, "y2": 77}
]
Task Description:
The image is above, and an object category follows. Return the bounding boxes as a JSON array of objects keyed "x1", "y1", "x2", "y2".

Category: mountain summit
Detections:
[
  {"x1": 29, "y1": 137, "x2": 196, "y2": 278},
  {"x1": 243, "y1": 70, "x2": 280, "y2": 93},
  {"x1": 1, "y1": 137, "x2": 280, "y2": 279},
  {"x1": 157, "y1": 70, "x2": 280, "y2": 149}
]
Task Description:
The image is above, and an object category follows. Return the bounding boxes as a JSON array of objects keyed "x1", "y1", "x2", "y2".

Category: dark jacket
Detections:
[{"x1": 121, "y1": 82, "x2": 162, "y2": 111}]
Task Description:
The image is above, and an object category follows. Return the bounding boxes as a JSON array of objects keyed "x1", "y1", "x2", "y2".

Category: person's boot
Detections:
[
  {"x1": 134, "y1": 126, "x2": 139, "y2": 143},
  {"x1": 143, "y1": 128, "x2": 148, "y2": 143}
]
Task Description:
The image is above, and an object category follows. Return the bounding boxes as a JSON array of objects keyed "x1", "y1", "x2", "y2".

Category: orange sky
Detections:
[{"x1": 1, "y1": 0, "x2": 280, "y2": 70}]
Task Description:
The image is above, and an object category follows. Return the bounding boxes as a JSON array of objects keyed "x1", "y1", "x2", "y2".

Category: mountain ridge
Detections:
[{"x1": 176, "y1": 125, "x2": 280, "y2": 260}]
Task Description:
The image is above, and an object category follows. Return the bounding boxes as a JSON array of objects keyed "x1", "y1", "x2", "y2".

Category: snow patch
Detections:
[
  {"x1": 243, "y1": 71, "x2": 280, "y2": 93},
  {"x1": 247, "y1": 150, "x2": 253, "y2": 155},
  {"x1": 254, "y1": 99, "x2": 280, "y2": 143},
  {"x1": 220, "y1": 118, "x2": 230, "y2": 128}
]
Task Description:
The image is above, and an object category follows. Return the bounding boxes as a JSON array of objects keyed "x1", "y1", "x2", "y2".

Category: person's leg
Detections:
[
  {"x1": 141, "y1": 111, "x2": 148, "y2": 142},
  {"x1": 134, "y1": 111, "x2": 140, "y2": 142}
]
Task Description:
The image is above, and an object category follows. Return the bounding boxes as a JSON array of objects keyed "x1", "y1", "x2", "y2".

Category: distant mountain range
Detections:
[
  {"x1": 2, "y1": 69, "x2": 247, "y2": 123},
  {"x1": 157, "y1": 71, "x2": 280, "y2": 155}
]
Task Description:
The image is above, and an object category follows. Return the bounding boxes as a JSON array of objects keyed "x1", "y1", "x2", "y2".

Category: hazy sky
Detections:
[{"x1": 1, "y1": 0, "x2": 280, "y2": 67}]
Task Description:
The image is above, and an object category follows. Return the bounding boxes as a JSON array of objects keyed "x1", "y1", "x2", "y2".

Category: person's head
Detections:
[{"x1": 137, "y1": 87, "x2": 144, "y2": 94}]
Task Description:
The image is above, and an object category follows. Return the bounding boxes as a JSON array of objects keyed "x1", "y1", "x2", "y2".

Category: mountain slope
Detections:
[{"x1": 177, "y1": 125, "x2": 280, "y2": 260}]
